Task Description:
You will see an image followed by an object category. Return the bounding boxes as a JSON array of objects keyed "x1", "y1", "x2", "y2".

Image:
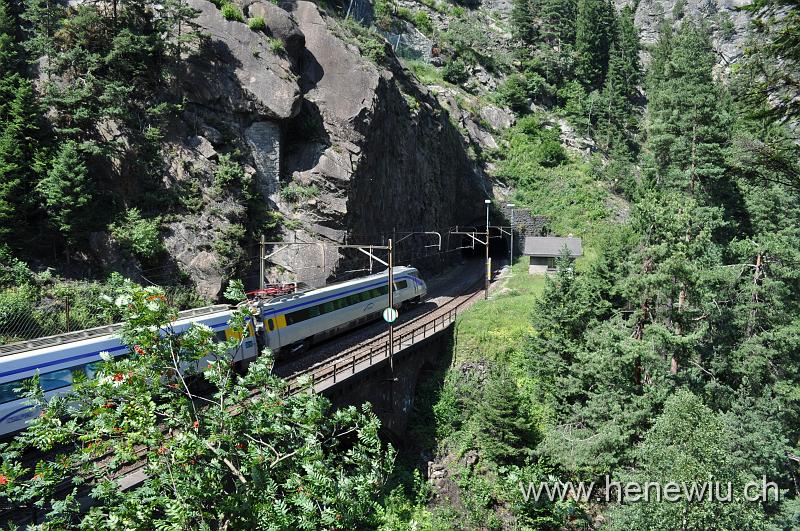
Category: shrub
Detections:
[
  {"x1": 412, "y1": 11, "x2": 433, "y2": 35},
  {"x1": 269, "y1": 37, "x2": 285, "y2": 54},
  {"x1": 279, "y1": 183, "x2": 320, "y2": 203},
  {"x1": 221, "y1": 2, "x2": 244, "y2": 22},
  {"x1": 442, "y1": 58, "x2": 469, "y2": 84},
  {"x1": 495, "y1": 74, "x2": 530, "y2": 113},
  {"x1": 405, "y1": 59, "x2": 444, "y2": 85},
  {"x1": 214, "y1": 153, "x2": 246, "y2": 193},
  {"x1": 247, "y1": 16, "x2": 266, "y2": 31},
  {"x1": 109, "y1": 208, "x2": 163, "y2": 260}
]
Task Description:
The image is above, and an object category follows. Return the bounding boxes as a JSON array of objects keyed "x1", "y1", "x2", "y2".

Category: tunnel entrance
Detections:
[{"x1": 458, "y1": 228, "x2": 512, "y2": 263}]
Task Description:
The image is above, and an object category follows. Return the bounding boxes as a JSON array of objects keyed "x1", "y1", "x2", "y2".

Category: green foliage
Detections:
[
  {"x1": 247, "y1": 15, "x2": 266, "y2": 31},
  {"x1": 279, "y1": 183, "x2": 320, "y2": 203},
  {"x1": 495, "y1": 71, "x2": 551, "y2": 112},
  {"x1": 269, "y1": 37, "x2": 285, "y2": 54},
  {"x1": 413, "y1": 11, "x2": 433, "y2": 34},
  {"x1": 220, "y1": 2, "x2": 244, "y2": 22},
  {"x1": 596, "y1": 6, "x2": 641, "y2": 156},
  {"x1": 609, "y1": 390, "x2": 767, "y2": 530},
  {"x1": 0, "y1": 284, "x2": 394, "y2": 527},
  {"x1": 405, "y1": 59, "x2": 445, "y2": 85},
  {"x1": 739, "y1": 0, "x2": 800, "y2": 128},
  {"x1": 717, "y1": 10, "x2": 735, "y2": 40},
  {"x1": 442, "y1": 57, "x2": 468, "y2": 84},
  {"x1": 574, "y1": 0, "x2": 616, "y2": 89},
  {"x1": 109, "y1": 208, "x2": 163, "y2": 260},
  {"x1": 213, "y1": 153, "x2": 251, "y2": 198},
  {"x1": 213, "y1": 223, "x2": 248, "y2": 277},
  {"x1": 36, "y1": 141, "x2": 92, "y2": 242},
  {"x1": 442, "y1": 17, "x2": 503, "y2": 73},
  {"x1": 476, "y1": 368, "x2": 537, "y2": 465},
  {"x1": 340, "y1": 19, "x2": 387, "y2": 64},
  {"x1": 510, "y1": 0, "x2": 536, "y2": 45}
]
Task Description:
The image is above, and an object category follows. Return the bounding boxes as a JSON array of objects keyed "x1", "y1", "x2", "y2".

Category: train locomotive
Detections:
[{"x1": 0, "y1": 267, "x2": 427, "y2": 437}]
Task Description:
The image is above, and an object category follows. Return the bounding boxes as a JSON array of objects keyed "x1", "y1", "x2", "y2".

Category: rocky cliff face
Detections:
[
  {"x1": 620, "y1": 0, "x2": 752, "y2": 71},
  {"x1": 156, "y1": 0, "x2": 489, "y2": 297}
]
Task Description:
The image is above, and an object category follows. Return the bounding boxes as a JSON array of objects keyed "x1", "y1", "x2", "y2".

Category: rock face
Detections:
[
  {"x1": 618, "y1": 0, "x2": 752, "y2": 70},
  {"x1": 272, "y1": 1, "x2": 487, "y2": 281},
  {"x1": 157, "y1": 0, "x2": 487, "y2": 296},
  {"x1": 183, "y1": 0, "x2": 302, "y2": 118},
  {"x1": 245, "y1": 121, "x2": 282, "y2": 202}
]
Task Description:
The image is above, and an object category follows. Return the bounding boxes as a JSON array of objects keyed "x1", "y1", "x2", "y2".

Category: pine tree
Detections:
[
  {"x1": 533, "y1": 0, "x2": 577, "y2": 49},
  {"x1": 0, "y1": 77, "x2": 39, "y2": 242},
  {"x1": 36, "y1": 141, "x2": 92, "y2": 242},
  {"x1": 644, "y1": 22, "x2": 732, "y2": 205},
  {"x1": 476, "y1": 369, "x2": 536, "y2": 465},
  {"x1": 511, "y1": 0, "x2": 537, "y2": 45},
  {"x1": 610, "y1": 390, "x2": 766, "y2": 530},
  {"x1": 597, "y1": 8, "x2": 641, "y2": 155},
  {"x1": 574, "y1": 0, "x2": 616, "y2": 89},
  {"x1": 0, "y1": 0, "x2": 39, "y2": 243}
]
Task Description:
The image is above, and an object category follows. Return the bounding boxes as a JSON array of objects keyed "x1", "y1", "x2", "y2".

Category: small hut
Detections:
[{"x1": 523, "y1": 237, "x2": 583, "y2": 274}]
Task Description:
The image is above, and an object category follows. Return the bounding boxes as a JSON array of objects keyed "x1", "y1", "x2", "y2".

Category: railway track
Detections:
[
  {"x1": 284, "y1": 278, "x2": 485, "y2": 394},
  {"x1": 0, "y1": 264, "x2": 489, "y2": 527}
]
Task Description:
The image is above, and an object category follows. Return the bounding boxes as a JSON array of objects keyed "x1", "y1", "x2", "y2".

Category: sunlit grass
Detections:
[{"x1": 453, "y1": 258, "x2": 546, "y2": 363}]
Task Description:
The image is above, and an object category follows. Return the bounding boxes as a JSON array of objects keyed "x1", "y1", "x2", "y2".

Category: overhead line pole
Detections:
[
  {"x1": 260, "y1": 237, "x2": 397, "y2": 375},
  {"x1": 485, "y1": 199, "x2": 491, "y2": 300}
]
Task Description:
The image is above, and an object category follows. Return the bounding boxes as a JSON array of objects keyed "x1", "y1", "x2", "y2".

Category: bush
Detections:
[
  {"x1": 214, "y1": 153, "x2": 247, "y2": 194},
  {"x1": 495, "y1": 74, "x2": 530, "y2": 113},
  {"x1": 221, "y1": 2, "x2": 244, "y2": 22},
  {"x1": 109, "y1": 208, "x2": 163, "y2": 260},
  {"x1": 279, "y1": 183, "x2": 320, "y2": 203},
  {"x1": 412, "y1": 11, "x2": 433, "y2": 35},
  {"x1": 247, "y1": 16, "x2": 266, "y2": 31},
  {"x1": 269, "y1": 38, "x2": 285, "y2": 54},
  {"x1": 442, "y1": 58, "x2": 469, "y2": 84}
]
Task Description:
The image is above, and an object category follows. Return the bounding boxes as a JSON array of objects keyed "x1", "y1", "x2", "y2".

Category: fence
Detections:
[
  {"x1": 286, "y1": 294, "x2": 475, "y2": 395},
  {"x1": 0, "y1": 284, "x2": 210, "y2": 347}
]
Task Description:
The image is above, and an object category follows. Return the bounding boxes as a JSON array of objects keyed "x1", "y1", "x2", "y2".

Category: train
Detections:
[{"x1": 0, "y1": 267, "x2": 427, "y2": 437}]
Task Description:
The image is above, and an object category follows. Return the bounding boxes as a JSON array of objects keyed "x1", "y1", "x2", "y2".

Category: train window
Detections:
[
  {"x1": 267, "y1": 319, "x2": 275, "y2": 331},
  {"x1": 0, "y1": 381, "x2": 23, "y2": 405},
  {"x1": 308, "y1": 305, "x2": 321, "y2": 318},
  {"x1": 394, "y1": 280, "x2": 408, "y2": 290},
  {"x1": 85, "y1": 362, "x2": 102, "y2": 379},
  {"x1": 215, "y1": 330, "x2": 228, "y2": 343},
  {"x1": 346, "y1": 295, "x2": 359, "y2": 306},
  {"x1": 40, "y1": 369, "x2": 73, "y2": 392},
  {"x1": 334, "y1": 298, "x2": 346, "y2": 310},
  {"x1": 322, "y1": 302, "x2": 335, "y2": 314}
]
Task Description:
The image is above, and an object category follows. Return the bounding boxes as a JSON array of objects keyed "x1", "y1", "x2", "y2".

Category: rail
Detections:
[{"x1": 286, "y1": 290, "x2": 479, "y2": 394}]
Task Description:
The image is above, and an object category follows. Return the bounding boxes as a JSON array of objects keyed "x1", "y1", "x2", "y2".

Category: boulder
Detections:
[
  {"x1": 480, "y1": 104, "x2": 514, "y2": 131},
  {"x1": 183, "y1": 0, "x2": 302, "y2": 119},
  {"x1": 243, "y1": 1, "x2": 306, "y2": 59},
  {"x1": 186, "y1": 135, "x2": 218, "y2": 160}
]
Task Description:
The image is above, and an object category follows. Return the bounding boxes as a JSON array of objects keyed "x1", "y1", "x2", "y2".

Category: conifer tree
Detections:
[
  {"x1": 36, "y1": 141, "x2": 92, "y2": 242},
  {"x1": 610, "y1": 390, "x2": 766, "y2": 530},
  {"x1": 533, "y1": 0, "x2": 577, "y2": 49},
  {"x1": 511, "y1": 0, "x2": 537, "y2": 45},
  {"x1": 574, "y1": 0, "x2": 616, "y2": 89},
  {"x1": 597, "y1": 8, "x2": 641, "y2": 156},
  {"x1": 476, "y1": 369, "x2": 536, "y2": 465},
  {"x1": 653, "y1": 23, "x2": 728, "y2": 190},
  {"x1": 0, "y1": 0, "x2": 39, "y2": 243}
]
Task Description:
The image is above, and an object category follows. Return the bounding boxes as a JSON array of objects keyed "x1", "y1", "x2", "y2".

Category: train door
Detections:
[{"x1": 262, "y1": 315, "x2": 282, "y2": 352}]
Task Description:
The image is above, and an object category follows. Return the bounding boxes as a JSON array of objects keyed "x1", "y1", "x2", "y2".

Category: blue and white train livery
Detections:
[
  {"x1": 257, "y1": 266, "x2": 426, "y2": 355},
  {"x1": 0, "y1": 266, "x2": 429, "y2": 437},
  {"x1": 0, "y1": 305, "x2": 258, "y2": 437}
]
